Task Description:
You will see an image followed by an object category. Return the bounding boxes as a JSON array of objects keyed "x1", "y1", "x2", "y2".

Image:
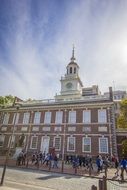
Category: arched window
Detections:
[
  {"x1": 70, "y1": 67, "x2": 72, "y2": 74},
  {"x1": 74, "y1": 67, "x2": 76, "y2": 74}
]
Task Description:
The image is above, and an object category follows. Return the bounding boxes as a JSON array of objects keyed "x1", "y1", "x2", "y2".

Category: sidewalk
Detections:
[
  {"x1": 0, "y1": 186, "x2": 20, "y2": 190},
  {"x1": 0, "y1": 183, "x2": 55, "y2": 190}
]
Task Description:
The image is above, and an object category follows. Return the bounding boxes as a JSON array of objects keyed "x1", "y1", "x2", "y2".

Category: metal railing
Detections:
[{"x1": 107, "y1": 180, "x2": 127, "y2": 190}]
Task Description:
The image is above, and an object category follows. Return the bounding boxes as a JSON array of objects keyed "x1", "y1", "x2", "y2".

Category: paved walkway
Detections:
[
  {"x1": 0, "y1": 186, "x2": 20, "y2": 190},
  {"x1": 1, "y1": 157, "x2": 127, "y2": 180}
]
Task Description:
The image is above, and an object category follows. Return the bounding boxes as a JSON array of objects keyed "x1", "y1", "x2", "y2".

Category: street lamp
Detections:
[
  {"x1": 25, "y1": 111, "x2": 33, "y2": 153},
  {"x1": 107, "y1": 107, "x2": 113, "y2": 157},
  {"x1": 61, "y1": 109, "x2": 67, "y2": 172},
  {"x1": 0, "y1": 105, "x2": 20, "y2": 186}
]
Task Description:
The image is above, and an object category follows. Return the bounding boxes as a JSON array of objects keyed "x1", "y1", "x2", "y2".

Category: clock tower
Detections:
[{"x1": 55, "y1": 47, "x2": 83, "y2": 100}]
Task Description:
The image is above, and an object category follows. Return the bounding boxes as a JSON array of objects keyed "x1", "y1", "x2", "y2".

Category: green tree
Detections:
[
  {"x1": 0, "y1": 95, "x2": 15, "y2": 107},
  {"x1": 117, "y1": 99, "x2": 127, "y2": 128},
  {"x1": 122, "y1": 139, "x2": 127, "y2": 156}
]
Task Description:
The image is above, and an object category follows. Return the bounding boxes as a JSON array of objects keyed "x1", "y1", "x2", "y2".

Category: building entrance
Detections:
[{"x1": 40, "y1": 136, "x2": 50, "y2": 154}]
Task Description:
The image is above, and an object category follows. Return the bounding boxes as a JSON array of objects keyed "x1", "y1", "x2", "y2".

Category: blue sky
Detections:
[{"x1": 0, "y1": 0, "x2": 127, "y2": 100}]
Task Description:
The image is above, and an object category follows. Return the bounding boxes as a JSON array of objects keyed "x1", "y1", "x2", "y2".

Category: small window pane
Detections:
[
  {"x1": 98, "y1": 109, "x2": 107, "y2": 123},
  {"x1": 55, "y1": 111, "x2": 63, "y2": 124},
  {"x1": 67, "y1": 137, "x2": 75, "y2": 151},
  {"x1": 34, "y1": 112, "x2": 41, "y2": 124},
  {"x1": 23, "y1": 113, "x2": 30, "y2": 124},
  {"x1": 69, "y1": 111, "x2": 76, "y2": 124},
  {"x1": 3, "y1": 113, "x2": 10, "y2": 124},
  {"x1": 83, "y1": 137, "x2": 91, "y2": 152},
  {"x1": 99, "y1": 138, "x2": 108, "y2": 153},
  {"x1": 83, "y1": 110, "x2": 91, "y2": 123},
  {"x1": 30, "y1": 136, "x2": 38, "y2": 149},
  {"x1": 54, "y1": 137, "x2": 61, "y2": 150},
  {"x1": 44, "y1": 112, "x2": 51, "y2": 124}
]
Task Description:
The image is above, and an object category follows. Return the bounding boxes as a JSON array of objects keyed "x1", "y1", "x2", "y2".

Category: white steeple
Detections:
[{"x1": 55, "y1": 46, "x2": 84, "y2": 101}]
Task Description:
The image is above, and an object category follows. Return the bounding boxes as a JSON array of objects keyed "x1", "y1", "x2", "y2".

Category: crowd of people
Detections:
[
  {"x1": 16, "y1": 151, "x2": 59, "y2": 169},
  {"x1": 16, "y1": 151, "x2": 127, "y2": 180},
  {"x1": 65, "y1": 154, "x2": 127, "y2": 180}
]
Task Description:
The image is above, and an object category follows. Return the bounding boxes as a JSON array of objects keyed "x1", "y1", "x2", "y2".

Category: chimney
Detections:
[{"x1": 109, "y1": 87, "x2": 113, "y2": 101}]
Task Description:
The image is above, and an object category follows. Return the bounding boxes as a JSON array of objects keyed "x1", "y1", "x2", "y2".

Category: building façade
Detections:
[{"x1": 0, "y1": 48, "x2": 118, "y2": 159}]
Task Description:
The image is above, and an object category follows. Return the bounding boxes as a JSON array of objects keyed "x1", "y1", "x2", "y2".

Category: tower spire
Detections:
[{"x1": 71, "y1": 44, "x2": 76, "y2": 61}]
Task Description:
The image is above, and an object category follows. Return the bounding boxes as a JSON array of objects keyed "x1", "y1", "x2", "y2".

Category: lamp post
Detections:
[
  {"x1": 61, "y1": 109, "x2": 67, "y2": 172},
  {"x1": 107, "y1": 107, "x2": 113, "y2": 157},
  {"x1": 25, "y1": 111, "x2": 33, "y2": 153},
  {"x1": 0, "y1": 105, "x2": 19, "y2": 186},
  {"x1": 25, "y1": 111, "x2": 33, "y2": 168}
]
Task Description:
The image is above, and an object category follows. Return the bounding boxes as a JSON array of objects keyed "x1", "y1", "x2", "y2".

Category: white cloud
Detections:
[{"x1": 0, "y1": 0, "x2": 127, "y2": 99}]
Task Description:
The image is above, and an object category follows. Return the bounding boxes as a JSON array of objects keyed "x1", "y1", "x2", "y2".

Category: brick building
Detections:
[{"x1": 0, "y1": 48, "x2": 118, "y2": 158}]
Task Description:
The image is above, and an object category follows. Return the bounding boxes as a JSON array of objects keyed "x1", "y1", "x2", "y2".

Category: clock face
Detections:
[{"x1": 66, "y1": 82, "x2": 73, "y2": 89}]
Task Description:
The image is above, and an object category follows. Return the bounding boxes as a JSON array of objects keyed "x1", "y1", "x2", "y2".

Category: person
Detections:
[
  {"x1": 43, "y1": 153, "x2": 50, "y2": 166},
  {"x1": 52, "y1": 155, "x2": 58, "y2": 168},
  {"x1": 96, "y1": 155, "x2": 103, "y2": 174},
  {"x1": 72, "y1": 156, "x2": 79, "y2": 168},
  {"x1": 31, "y1": 152, "x2": 36, "y2": 164},
  {"x1": 16, "y1": 150, "x2": 23, "y2": 166},
  {"x1": 120, "y1": 157, "x2": 127, "y2": 181},
  {"x1": 114, "y1": 157, "x2": 119, "y2": 177},
  {"x1": 65, "y1": 155, "x2": 69, "y2": 164}
]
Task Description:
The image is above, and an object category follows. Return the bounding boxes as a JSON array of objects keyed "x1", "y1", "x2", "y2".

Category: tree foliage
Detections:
[
  {"x1": 117, "y1": 99, "x2": 127, "y2": 128},
  {"x1": 0, "y1": 95, "x2": 15, "y2": 107},
  {"x1": 122, "y1": 139, "x2": 127, "y2": 156}
]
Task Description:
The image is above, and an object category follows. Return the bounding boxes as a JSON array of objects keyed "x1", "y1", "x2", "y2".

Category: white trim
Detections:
[
  {"x1": 53, "y1": 136, "x2": 61, "y2": 151},
  {"x1": 8, "y1": 135, "x2": 15, "y2": 148},
  {"x1": 83, "y1": 110, "x2": 91, "y2": 124},
  {"x1": 55, "y1": 111, "x2": 63, "y2": 124},
  {"x1": 99, "y1": 137, "x2": 108, "y2": 154},
  {"x1": 68, "y1": 111, "x2": 76, "y2": 124},
  {"x1": 12, "y1": 113, "x2": 19, "y2": 124},
  {"x1": 23, "y1": 112, "x2": 30, "y2": 124},
  {"x1": 82, "y1": 137, "x2": 91, "y2": 153},
  {"x1": 98, "y1": 109, "x2": 107, "y2": 123},
  {"x1": 40, "y1": 136, "x2": 50, "y2": 153},
  {"x1": 67, "y1": 136, "x2": 75, "y2": 152},
  {"x1": 30, "y1": 136, "x2": 38, "y2": 149},
  {"x1": 33, "y1": 112, "x2": 41, "y2": 124},
  {"x1": 3, "y1": 113, "x2": 10, "y2": 125},
  {"x1": 44, "y1": 111, "x2": 51, "y2": 124}
]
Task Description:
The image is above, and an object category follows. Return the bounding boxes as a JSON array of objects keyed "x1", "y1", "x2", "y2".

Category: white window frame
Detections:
[
  {"x1": 54, "y1": 136, "x2": 61, "y2": 151},
  {"x1": 98, "y1": 109, "x2": 107, "y2": 123},
  {"x1": 55, "y1": 111, "x2": 63, "y2": 124},
  {"x1": 82, "y1": 137, "x2": 91, "y2": 152},
  {"x1": 83, "y1": 110, "x2": 91, "y2": 123},
  {"x1": 8, "y1": 135, "x2": 15, "y2": 148},
  {"x1": 0, "y1": 135, "x2": 5, "y2": 147},
  {"x1": 3, "y1": 113, "x2": 10, "y2": 125},
  {"x1": 33, "y1": 112, "x2": 41, "y2": 124},
  {"x1": 67, "y1": 137, "x2": 75, "y2": 152},
  {"x1": 23, "y1": 112, "x2": 30, "y2": 124},
  {"x1": 30, "y1": 136, "x2": 38, "y2": 149},
  {"x1": 99, "y1": 137, "x2": 108, "y2": 154},
  {"x1": 44, "y1": 112, "x2": 51, "y2": 124},
  {"x1": 68, "y1": 111, "x2": 76, "y2": 124},
  {"x1": 12, "y1": 113, "x2": 19, "y2": 124}
]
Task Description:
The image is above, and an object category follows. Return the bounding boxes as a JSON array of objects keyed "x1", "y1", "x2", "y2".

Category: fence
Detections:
[
  {"x1": 91, "y1": 176, "x2": 127, "y2": 190},
  {"x1": 107, "y1": 180, "x2": 127, "y2": 190},
  {"x1": 0, "y1": 156, "x2": 127, "y2": 190}
]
